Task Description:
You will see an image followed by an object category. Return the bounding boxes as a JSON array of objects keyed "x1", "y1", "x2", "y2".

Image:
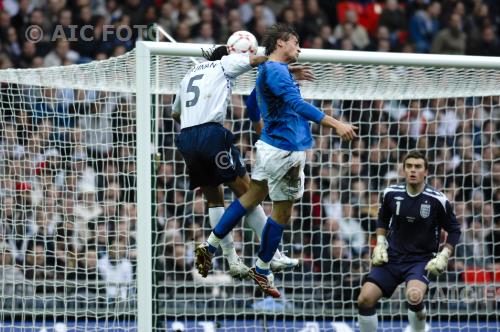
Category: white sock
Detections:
[
  {"x1": 244, "y1": 205, "x2": 265, "y2": 239},
  {"x1": 408, "y1": 308, "x2": 426, "y2": 332},
  {"x1": 208, "y1": 207, "x2": 237, "y2": 263},
  {"x1": 245, "y1": 205, "x2": 282, "y2": 259},
  {"x1": 358, "y1": 314, "x2": 378, "y2": 332},
  {"x1": 255, "y1": 258, "x2": 270, "y2": 271}
]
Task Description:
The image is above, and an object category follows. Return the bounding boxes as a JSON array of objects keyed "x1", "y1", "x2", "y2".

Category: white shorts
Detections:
[{"x1": 251, "y1": 140, "x2": 306, "y2": 201}]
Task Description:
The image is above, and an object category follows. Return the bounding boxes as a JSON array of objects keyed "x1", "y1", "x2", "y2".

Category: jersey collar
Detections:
[{"x1": 405, "y1": 182, "x2": 426, "y2": 197}]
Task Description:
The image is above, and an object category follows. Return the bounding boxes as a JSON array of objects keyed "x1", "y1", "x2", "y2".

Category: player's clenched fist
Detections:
[
  {"x1": 372, "y1": 235, "x2": 388, "y2": 266},
  {"x1": 425, "y1": 247, "x2": 450, "y2": 276}
]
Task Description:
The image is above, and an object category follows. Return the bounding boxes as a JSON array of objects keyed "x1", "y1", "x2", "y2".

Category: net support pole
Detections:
[
  {"x1": 135, "y1": 41, "x2": 153, "y2": 331},
  {"x1": 154, "y1": 24, "x2": 160, "y2": 153}
]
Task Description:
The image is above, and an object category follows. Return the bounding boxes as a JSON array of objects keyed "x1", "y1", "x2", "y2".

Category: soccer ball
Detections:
[{"x1": 227, "y1": 31, "x2": 258, "y2": 55}]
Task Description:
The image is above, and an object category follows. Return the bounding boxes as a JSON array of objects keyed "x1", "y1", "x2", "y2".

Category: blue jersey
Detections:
[
  {"x1": 377, "y1": 183, "x2": 461, "y2": 262},
  {"x1": 253, "y1": 61, "x2": 325, "y2": 151}
]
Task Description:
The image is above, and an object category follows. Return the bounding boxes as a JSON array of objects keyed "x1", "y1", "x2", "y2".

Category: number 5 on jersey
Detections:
[{"x1": 186, "y1": 74, "x2": 204, "y2": 107}]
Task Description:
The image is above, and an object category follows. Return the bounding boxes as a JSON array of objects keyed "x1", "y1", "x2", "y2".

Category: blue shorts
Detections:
[
  {"x1": 364, "y1": 260, "x2": 430, "y2": 298},
  {"x1": 175, "y1": 123, "x2": 246, "y2": 190}
]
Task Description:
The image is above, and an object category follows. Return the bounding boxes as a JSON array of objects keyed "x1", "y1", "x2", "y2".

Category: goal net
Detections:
[{"x1": 0, "y1": 43, "x2": 498, "y2": 331}]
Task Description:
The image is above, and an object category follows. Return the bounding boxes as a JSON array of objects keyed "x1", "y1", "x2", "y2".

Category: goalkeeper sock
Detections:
[
  {"x1": 244, "y1": 205, "x2": 284, "y2": 260},
  {"x1": 358, "y1": 313, "x2": 378, "y2": 332},
  {"x1": 212, "y1": 199, "x2": 247, "y2": 240},
  {"x1": 257, "y1": 217, "x2": 284, "y2": 264},
  {"x1": 208, "y1": 207, "x2": 237, "y2": 263},
  {"x1": 408, "y1": 306, "x2": 426, "y2": 332}
]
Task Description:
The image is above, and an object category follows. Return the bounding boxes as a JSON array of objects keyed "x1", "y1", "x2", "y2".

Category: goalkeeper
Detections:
[{"x1": 357, "y1": 151, "x2": 461, "y2": 332}]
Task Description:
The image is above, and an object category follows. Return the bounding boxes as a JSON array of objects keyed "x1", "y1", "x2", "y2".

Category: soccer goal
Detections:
[{"x1": 0, "y1": 41, "x2": 498, "y2": 331}]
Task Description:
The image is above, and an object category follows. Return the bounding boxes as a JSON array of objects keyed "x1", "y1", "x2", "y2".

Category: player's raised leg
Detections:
[
  {"x1": 357, "y1": 282, "x2": 384, "y2": 332},
  {"x1": 245, "y1": 203, "x2": 299, "y2": 272},
  {"x1": 196, "y1": 179, "x2": 268, "y2": 275},
  {"x1": 198, "y1": 185, "x2": 249, "y2": 279},
  {"x1": 248, "y1": 199, "x2": 292, "y2": 298},
  {"x1": 227, "y1": 174, "x2": 299, "y2": 272}
]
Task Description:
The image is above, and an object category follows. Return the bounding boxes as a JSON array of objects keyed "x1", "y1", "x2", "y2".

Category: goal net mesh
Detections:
[{"x1": 0, "y1": 47, "x2": 498, "y2": 331}]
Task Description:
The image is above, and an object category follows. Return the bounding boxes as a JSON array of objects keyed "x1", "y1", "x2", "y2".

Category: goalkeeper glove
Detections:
[
  {"x1": 425, "y1": 247, "x2": 451, "y2": 276},
  {"x1": 372, "y1": 235, "x2": 388, "y2": 266}
]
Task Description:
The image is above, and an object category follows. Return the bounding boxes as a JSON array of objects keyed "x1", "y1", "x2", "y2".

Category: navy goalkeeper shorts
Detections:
[
  {"x1": 364, "y1": 260, "x2": 430, "y2": 298},
  {"x1": 175, "y1": 122, "x2": 246, "y2": 190}
]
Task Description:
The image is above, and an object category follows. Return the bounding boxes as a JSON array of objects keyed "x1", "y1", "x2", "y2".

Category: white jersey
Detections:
[{"x1": 172, "y1": 53, "x2": 252, "y2": 129}]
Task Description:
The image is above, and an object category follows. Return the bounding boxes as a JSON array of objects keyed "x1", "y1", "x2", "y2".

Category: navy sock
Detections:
[
  {"x1": 358, "y1": 306, "x2": 376, "y2": 316},
  {"x1": 408, "y1": 302, "x2": 424, "y2": 312},
  {"x1": 257, "y1": 217, "x2": 284, "y2": 263},
  {"x1": 213, "y1": 199, "x2": 247, "y2": 239}
]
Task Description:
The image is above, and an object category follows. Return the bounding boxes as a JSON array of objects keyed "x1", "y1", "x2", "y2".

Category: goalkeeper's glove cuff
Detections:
[
  {"x1": 377, "y1": 235, "x2": 388, "y2": 247},
  {"x1": 425, "y1": 247, "x2": 451, "y2": 276},
  {"x1": 439, "y1": 247, "x2": 451, "y2": 259}
]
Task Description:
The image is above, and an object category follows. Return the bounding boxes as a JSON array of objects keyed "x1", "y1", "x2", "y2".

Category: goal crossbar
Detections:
[{"x1": 140, "y1": 41, "x2": 500, "y2": 68}]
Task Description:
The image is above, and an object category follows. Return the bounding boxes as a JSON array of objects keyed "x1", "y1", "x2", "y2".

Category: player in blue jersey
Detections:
[
  {"x1": 173, "y1": 43, "x2": 312, "y2": 279},
  {"x1": 194, "y1": 23, "x2": 358, "y2": 298},
  {"x1": 357, "y1": 151, "x2": 461, "y2": 332}
]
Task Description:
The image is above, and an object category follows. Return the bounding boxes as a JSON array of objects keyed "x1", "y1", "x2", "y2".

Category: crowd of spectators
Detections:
[
  {"x1": 0, "y1": 0, "x2": 498, "y2": 313},
  {"x1": 0, "y1": 0, "x2": 499, "y2": 69},
  {"x1": 0, "y1": 90, "x2": 138, "y2": 304}
]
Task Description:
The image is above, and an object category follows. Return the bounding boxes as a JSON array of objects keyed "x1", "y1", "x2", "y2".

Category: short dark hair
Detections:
[
  {"x1": 262, "y1": 23, "x2": 299, "y2": 56},
  {"x1": 403, "y1": 151, "x2": 428, "y2": 170},
  {"x1": 201, "y1": 45, "x2": 228, "y2": 61}
]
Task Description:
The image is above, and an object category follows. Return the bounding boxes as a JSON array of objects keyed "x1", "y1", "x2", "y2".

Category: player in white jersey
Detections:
[
  {"x1": 173, "y1": 49, "x2": 254, "y2": 129},
  {"x1": 173, "y1": 45, "x2": 306, "y2": 278}
]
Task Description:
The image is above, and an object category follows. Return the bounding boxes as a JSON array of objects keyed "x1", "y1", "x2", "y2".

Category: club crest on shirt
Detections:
[{"x1": 420, "y1": 203, "x2": 431, "y2": 218}]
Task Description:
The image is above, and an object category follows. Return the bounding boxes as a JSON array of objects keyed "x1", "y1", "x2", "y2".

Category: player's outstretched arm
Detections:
[
  {"x1": 371, "y1": 228, "x2": 388, "y2": 266},
  {"x1": 261, "y1": 63, "x2": 356, "y2": 140}
]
